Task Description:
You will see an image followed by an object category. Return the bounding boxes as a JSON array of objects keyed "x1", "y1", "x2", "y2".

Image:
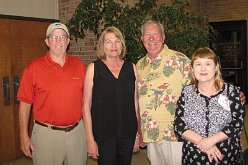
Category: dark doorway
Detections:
[{"x1": 210, "y1": 21, "x2": 247, "y2": 101}]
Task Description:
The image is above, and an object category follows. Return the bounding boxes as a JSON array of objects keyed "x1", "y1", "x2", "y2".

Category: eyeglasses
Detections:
[{"x1": 48, "y1": 35, "x2": 68, "y2": 41}]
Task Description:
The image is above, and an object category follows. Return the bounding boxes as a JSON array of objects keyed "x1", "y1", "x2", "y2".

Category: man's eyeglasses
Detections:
[{"x1": 48, "y1": 35, "x2": 68, "y2": 41}]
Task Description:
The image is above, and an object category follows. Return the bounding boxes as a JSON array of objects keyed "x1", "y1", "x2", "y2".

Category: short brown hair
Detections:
[{"x1": 191, "y1": 47, "x2": 223, "y2": 90}]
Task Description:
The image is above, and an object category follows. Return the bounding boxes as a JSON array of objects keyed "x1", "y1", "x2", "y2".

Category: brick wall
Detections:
[
  {"x1": 59, "y1": 0, "x2": 98, "y2": 65},
  {"x1": 200, "y1": 0, "x2": 248, "y2": 22},
  {"x1": 58, "y1": 0, "x2": 248, "y2": 65},
  {"x1": 58, "y1": 0, "x2": 141, "y2": 65},
  {"x1": 199, "y1": 0, "x2": 248, "y2": 55},
  {"x1": 57, "y1": 0, "x2": 173, "y2": 65}
]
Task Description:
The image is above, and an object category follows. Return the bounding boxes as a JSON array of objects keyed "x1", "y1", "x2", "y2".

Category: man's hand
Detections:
[
  {"x1": 240, "y1": 91, "x2": 246, "y2": 105},
  {"x1": 19, "y1": 102, "x2": 33, "y2": 157},
  {"x1": 20, "y1": 134, "x2": 34, "y2": 158}
]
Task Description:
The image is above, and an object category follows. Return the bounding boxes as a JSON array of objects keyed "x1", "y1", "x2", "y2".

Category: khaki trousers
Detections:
[
  {"x1": 147, "y1": 140, "x2": 183, "y2": 165},
  {"x1": 31, "y1": 120, "x2": 87, "y2": 165}
]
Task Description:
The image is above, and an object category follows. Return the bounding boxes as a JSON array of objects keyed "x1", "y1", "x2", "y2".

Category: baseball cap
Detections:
[{"x1": 46, "y1": 22, "x2": 70, "y2": 38}]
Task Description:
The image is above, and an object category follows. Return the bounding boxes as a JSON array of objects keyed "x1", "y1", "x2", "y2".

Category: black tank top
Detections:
[{"x1": 91, "y1": 60, "x2": 138, "y2": 143}]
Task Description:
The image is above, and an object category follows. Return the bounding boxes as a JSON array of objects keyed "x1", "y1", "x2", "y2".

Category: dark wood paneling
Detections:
[{"x1": 0, "y1": 18, "x2": 55, "y2": 164}]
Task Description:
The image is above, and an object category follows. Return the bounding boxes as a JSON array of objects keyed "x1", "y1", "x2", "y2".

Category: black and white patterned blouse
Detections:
[{"x1": 174, "y1": 83, "x2": 245, "y2": 165}]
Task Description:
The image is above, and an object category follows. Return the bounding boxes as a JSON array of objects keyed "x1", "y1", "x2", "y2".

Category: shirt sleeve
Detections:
[
  {"x1": 181, "y1": 57, "x2": 191, "y2": 87},
  {"x1": 221, "y1": 84, "x2": 245, "y2": 139},
  {"x1": 17, "y1": 66, "x2": 34, "y2": 104},
  {"x1": 174, "y1": 88, "x2": 189, "y2": 142}
]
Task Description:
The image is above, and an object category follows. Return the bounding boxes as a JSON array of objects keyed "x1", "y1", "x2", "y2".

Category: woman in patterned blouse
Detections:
[{"x1": 174, "y1": 47, "x2": 245, "y2": 165}]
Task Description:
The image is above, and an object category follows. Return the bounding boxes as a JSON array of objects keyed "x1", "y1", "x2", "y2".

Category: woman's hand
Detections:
[
  {"x1": 139, "y1": 135, "x2": 147, "y2": 149},
  {"x1": 205, "y1": 145, "x2": 223, "y2": 163},
  {"x1": 87, "y1": 139, "x2": 99, "y2": 159},
  {"x1": 133, "y1": 135, "x2": 140, "y2": 152},
  {"x1": 197, "y1": 137, "x2": 216, "y2": 152}
]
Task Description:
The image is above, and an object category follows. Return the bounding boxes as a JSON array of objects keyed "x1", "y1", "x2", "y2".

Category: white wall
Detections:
[{"x1": 0, "y1": 0, "x2": 58, "y2": 19}]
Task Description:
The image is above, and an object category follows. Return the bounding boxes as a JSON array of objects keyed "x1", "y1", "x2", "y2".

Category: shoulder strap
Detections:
[{"x1": 93, "y1": 60, "x2": 101, "y2": 80}]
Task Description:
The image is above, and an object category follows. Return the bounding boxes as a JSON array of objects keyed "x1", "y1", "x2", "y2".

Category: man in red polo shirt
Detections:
[{"x1": 18, "y1": 22, "x2": 87, "y2": 165}]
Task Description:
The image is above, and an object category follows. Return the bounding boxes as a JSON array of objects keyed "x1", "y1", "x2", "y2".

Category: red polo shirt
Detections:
[{"x1": 17, "y1": 52, "x2": 86, "y2": 126}]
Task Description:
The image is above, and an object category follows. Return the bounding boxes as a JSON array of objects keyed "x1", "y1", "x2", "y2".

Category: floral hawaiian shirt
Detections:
[{"x1": 136, "y1": 44, "x2": 191, "y2": 143}]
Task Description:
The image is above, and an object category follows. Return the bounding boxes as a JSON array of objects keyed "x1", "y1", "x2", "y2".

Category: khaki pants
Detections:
[
  {"x1": 147, "y1": 140, "x2": 183, "y2": 165},
  {"x1": 31, "y1": 120, "x2": 87, "y2": 165}
]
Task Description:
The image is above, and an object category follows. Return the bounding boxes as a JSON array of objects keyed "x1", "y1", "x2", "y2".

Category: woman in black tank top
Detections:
[{"x1": 83, "y1": 27, "x2": 140, "y2": 165}]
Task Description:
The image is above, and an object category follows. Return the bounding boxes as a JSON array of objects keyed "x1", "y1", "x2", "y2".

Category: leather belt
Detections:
[{"x1": 35, "y1": 120, "x2": 79, "y2": 132}]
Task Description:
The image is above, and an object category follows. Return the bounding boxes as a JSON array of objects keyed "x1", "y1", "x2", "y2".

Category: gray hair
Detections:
[{"x1": 141, "y1": 19, "x2": 165, "y2": 36}]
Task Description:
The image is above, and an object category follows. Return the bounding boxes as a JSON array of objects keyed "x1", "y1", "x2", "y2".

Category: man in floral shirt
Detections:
[{"x1": 136, "y1": 19, "x2": 191, "y2": 165}]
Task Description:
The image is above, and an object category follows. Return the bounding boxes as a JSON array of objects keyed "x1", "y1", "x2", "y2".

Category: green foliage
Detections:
[{"x1": 67, "y1": 0, "x2": 216, "y2": 63}]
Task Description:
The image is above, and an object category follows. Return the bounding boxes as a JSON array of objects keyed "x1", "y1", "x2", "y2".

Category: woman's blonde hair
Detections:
[
  {"x1": 191, "y1": 47, "x2": 223, "y2": 91},
  {"x1": 96, "y1": 26, "x2": 126, "y2": 60}
]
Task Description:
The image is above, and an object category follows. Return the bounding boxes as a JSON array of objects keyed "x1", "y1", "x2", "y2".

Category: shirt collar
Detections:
[
  {"x1": 45, "y1": 51, "x2": 71, "y2": 67},
  {"x1": 145, "y1": 44, "x2": 169, "y2": 62}
]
